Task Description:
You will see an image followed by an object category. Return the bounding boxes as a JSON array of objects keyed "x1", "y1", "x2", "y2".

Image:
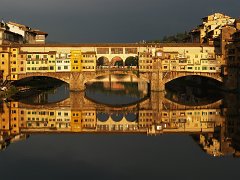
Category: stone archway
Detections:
[
  {"x1": 125, "y1": 56, "x2": 138, "y2": 67},
  {"x1": 97, "y1": 56, "x2": 110, "y2": 67},
  {"x1": 110, "y1": 56, "x2": 124, "y2": 67}
]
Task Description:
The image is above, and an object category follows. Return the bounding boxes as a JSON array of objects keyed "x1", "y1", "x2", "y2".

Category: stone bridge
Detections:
[{"x1": 16, "y1": 68, "x2": 223, "y2": 91}]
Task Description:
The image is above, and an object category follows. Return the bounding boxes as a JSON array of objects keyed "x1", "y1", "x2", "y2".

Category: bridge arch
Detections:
[
  {"x1": 125, "y1": 56, "x2": 138, "y2": 67},
  {"x1": 97, "y1": 56, "x2": 110, "y2": 67},
  {"x1": 111, "y1": 113, "x2": 124, "y2": 122},
  {"x1": 163, "y1": 72, "x2": 223, "y2": 85},
  {"x1": 16, "y1": 73, "x2": 70, "y2": 85},
  {"x1": 110, "y1": 56, "x2": 124, "y2": 67},
  {"x1": 125, "y1": 113, "x2": 137, "y2": 122},
  {"x1": 97, "y1": 112, "x2": 110, "y2": 122}
]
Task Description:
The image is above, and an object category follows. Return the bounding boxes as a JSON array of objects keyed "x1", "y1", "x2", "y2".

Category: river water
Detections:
[{"x1": 0, "y1": 81, "x2": 240, "y2": 180}]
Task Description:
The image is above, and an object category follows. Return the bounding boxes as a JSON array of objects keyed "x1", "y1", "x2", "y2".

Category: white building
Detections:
[{"x1": 56, "y1": 53, "x2": 71, "y2": 72}]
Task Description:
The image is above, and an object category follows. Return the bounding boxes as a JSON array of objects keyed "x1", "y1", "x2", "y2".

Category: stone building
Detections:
[{"x1": 0, "y1": 21, "x2": 48, "y2": 45}]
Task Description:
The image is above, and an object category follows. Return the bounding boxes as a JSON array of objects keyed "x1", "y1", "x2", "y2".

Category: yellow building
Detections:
[
  {"x1": 71, "y1": 110, "x2": 82, "y2": 132},
  {"x1": 139, "y1": 52, "x2": 153, "y2": 72},
  {"x1": 0, "y1": 46, "x2": 11, "y2": 81},
  {"x1": 0, "y1": 103, "x2": 10, "y2": 132},
  {"x1": 138, "y1": 110, "x2": 154, "y2": 130},
  {"x1": 10, "y1": 47, "x2": 19, "y2": 80},
  {"x1": 26, "y1": 52, "x2": 53, "y2": 73},
  {"x1": 81, "y1": 52, "x2": 97, "y2": 71},
  {"x1": 70, "y1": 50, "x2": 82, "y2": 72},
  {"x1": 47, "y1": 51, "x2": 56, "y2": 72},
  {"x1": 81, "y1": 110, "x2": 96, "y2": 130},
  {"x1": 10, "y1": 102, "x2": 20, "y2": 134},
  {"x1": 18, "y1": 51, "x2": 27, "y2": 74}
]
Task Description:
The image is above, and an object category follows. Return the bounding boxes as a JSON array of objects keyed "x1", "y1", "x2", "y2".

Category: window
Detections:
[{"x1": 1, "y1": 54, "x2": 4, "y2": 58}]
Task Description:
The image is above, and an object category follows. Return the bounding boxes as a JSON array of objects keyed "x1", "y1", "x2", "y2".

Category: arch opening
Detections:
[
  {"x1": 125, "y1": 113, "x2": 137, "y2": 122},
  {"x1": 165, "y1": 75, "x2": 223, "y2": 106},
  {"x1": 97, "y1": 56, "x2": 110, "y2": 67},
  {"x1": 110, "y1": 56, "x2": 124, "y2": 67},
  {"x1": 111, "y1": 113, "x2": 124, "y2": 122},
  {"x1": 125, "y1": 56, "x2": 138, "y2": 67},
  {"x1": 97, "y1": 112, "x2": 110, "y2": 122}
]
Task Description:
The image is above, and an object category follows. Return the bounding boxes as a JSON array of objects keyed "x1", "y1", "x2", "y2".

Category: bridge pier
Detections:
[
  {"x1": 150, "y1": 72, "x2": 165, "y2": 91},
  {"x1": 69, "y1": 72, "x2": 85, "y2": 91}
]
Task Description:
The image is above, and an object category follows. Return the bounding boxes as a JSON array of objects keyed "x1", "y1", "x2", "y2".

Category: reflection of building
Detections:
[{"x1": 0, "y1": 91, "x2": 240, "y2": 157}]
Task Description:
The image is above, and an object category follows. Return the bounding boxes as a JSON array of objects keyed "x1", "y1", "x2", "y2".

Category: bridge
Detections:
[{"x1": 0, "y1": 43, "x2": 224, "y2": 91}]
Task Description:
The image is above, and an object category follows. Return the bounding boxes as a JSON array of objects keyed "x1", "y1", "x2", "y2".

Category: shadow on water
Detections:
[
  {"x1": 15, "y1": 83, "x2": 70, "y2": 105},
  {"x1": 165, "y1": 76, "x2": 223, "y2": 106}
]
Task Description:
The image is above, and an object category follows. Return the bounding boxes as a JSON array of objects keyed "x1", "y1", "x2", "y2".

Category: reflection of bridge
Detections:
[
  {"x1": 6, "y1": 91, "x2": 224, "y2": 134},
  {"x1": 1, "y1": 91, "x2": 240, "y2": 157},
  {"x1": 7, "y1": 43, "x2": 224, "y2": 91}
]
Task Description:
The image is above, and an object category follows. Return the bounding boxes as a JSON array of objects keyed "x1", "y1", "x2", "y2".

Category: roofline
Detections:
[{"x1": 0, "y1": 43, "x2": 213, "y2": 48}]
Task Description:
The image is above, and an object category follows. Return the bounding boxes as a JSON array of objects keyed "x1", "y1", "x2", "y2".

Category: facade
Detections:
[
  {"x1": 0, "y1": 46, "x2": 10, "y2": 81},
  {"x1": 225, "y1": 30, "x2": 240, "y2": 90},
  {"x1": 56, "y1": 53, "x2": 71, "y2": 72},
  {"x1": 0, "y1": 21, "x2": 48, "y2": 45},
  {"x1": 82, "y1": 52, "x2": 97, "y2": 71},
  {"x1": 191, "y1": 13, "x2": 235, "y2": 44},
  {"x1": 70, "y1": 50, "x2": 82, "y2": 72}
]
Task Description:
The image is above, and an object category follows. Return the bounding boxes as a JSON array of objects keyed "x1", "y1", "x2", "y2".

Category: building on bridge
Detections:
[{"x1": 0, "y1": 43, "x2": 225, "y2": 91}]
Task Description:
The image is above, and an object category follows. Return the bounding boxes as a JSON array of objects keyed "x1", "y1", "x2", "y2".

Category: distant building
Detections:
[
  {"x1": 0, "y1": 21, "x2": 48, "y2": 45},
  {"x1": 190, "y1": 13, "x2": 235, "y2": 44}
]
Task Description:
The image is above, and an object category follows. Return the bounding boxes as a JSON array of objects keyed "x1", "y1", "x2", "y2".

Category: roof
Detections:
[
  {"x1": 7, "y1": 21, "x2": 30, "y2": 31},
  {"x1": 82, "y1": 51, "x2": 97, "y2": 54},
  {"x1": 31, "y1": 30, "x2": 48, "y2": 36},
  {"x1": 22, "y1": 51, "x2": 56, "y2": 54},
  {"x1": 13, "y1": 42, "x2": 212, "y2": 47}
]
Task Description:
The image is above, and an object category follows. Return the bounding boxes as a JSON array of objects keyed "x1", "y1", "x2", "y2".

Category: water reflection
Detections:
[
  {"x1": 0, "y1": 82, "x2": 240, "y2": 158},
  {"x1": 85, "y1": 82, "x2": 149, "y2": 106}
]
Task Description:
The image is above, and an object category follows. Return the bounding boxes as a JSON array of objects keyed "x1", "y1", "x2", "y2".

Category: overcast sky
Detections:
[{"x1": 1, "y1": 0, "x2": 240, "y2": 43}]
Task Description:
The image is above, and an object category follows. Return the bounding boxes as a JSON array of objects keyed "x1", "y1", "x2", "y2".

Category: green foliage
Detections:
[{"x1": 147, "y1": 32, "x2": 191, "y2": 43}]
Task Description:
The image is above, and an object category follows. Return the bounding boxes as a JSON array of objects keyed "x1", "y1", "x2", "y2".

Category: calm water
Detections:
[{"x1": 0, "y1": 81, "x2": 240, "y2": 180}]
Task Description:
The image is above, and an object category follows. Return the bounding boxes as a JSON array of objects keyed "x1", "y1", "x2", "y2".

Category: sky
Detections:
[{"x1": 0, "y1": 0, "x2": 240, "y2": 43}]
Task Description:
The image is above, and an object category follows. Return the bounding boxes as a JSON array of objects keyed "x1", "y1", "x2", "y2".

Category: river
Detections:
[{"x1": 0, "y1": 81, "x2": 239, "y2": 180}]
